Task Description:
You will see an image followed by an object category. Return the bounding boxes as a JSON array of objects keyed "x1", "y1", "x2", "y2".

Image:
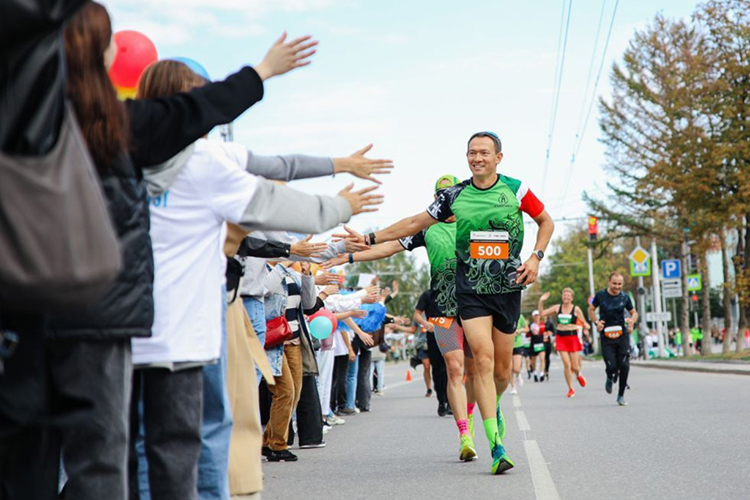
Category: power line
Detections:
[
  {"x1": 559, "y1": 0, "x2": 621, "y2": 204},
  {"x1": 542, "y1": 0, "x2": 574, "y2": 195},
  {"x1": 554, "y1": 0, "x2": 608, "y2": 212}
]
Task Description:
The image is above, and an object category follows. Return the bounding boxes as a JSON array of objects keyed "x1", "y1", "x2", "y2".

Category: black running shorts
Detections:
[{"x1": 457, "y1": 291, "x2": 521, "y2": 334}]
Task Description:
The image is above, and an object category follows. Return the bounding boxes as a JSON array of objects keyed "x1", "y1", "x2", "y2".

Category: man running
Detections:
[
  {"x1": 538, "y1": 289, "x2": 589, "y2": 397},
  {"x1": 335, "y1": 132, "x2": 554, "y2": 474},
  {"x1": 325, "y1": 175, "x2": 478, "y2": 462},
  {"x1": 588, "y1": 272, "x2": 638, "y2": 406}
]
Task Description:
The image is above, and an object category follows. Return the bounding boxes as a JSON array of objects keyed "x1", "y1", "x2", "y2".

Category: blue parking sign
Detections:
[{"x1": 661, "y1": 259, "x2": 681, "y2": 279}]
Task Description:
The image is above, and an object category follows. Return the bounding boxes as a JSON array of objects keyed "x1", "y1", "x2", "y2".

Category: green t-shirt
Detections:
[
  {"x1": 514, "y1": 314, "x2": 527, "y2": 348},
  {"x1": 691, "y1": 328, "x2": 702, "y2": 341},
  {"x1": 427, "y1": 176, "x2": 544, "y2": 295},
  {"x1": 400, "y1": 222, "x2": 457, "y2": 317}
]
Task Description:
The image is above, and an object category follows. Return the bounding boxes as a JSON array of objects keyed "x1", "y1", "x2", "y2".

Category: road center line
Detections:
[
  {"x1": 512, "y1": 395, "x2": 521, "y2": 407},
  {"x1": 516, "y1": 410, "x2": 531, "y2": 431},
  {"x1": 524, "y1": 440, "x2": 561, "y2": 500}
]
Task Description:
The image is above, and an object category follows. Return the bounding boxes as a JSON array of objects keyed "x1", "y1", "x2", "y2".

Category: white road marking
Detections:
[
  {"x1": 516, "y1": 410, "x2": 531, "y2": 431},
  {"x1": 513, "y1": 395, "x2": 521, "y2": 407},
  {"x1": 524, "y1": 440, "x2": 561, "y2": 500}
]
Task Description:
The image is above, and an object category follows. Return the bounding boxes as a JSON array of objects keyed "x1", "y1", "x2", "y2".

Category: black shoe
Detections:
[
  {"x1": 267, "y1": 449, "x2": 298, "y2": 462},
  {"x1": 261, "y1": 446, "x2": 272, "y2": 457},
  {"x1": 534, "y1": 374, "x2": 539, "y2": 382},
  {"x1": 605, "y1": 378, "x2": 613, "y2": 394},
  {"x1": 446, "y1": 404, "x2": 453, "y2": 416},
  {"x1": 527, "y1": 370, "x2": 532, "y2": 379},
  {"x1": 437, "y1": 403, "x2": 447, "y2": 417},
  {"x1": 359, "y1": 407, "x2": 371, "y2": 412},
  {"x1": 338, "y1": 407, "x2": 356, "y2": 416},
  {"x1": 426, "y1": 388, "x2": 433, "y2": 397},
  {"x1": 613, "y1": 372, "x2": 619, "y2": 384}
]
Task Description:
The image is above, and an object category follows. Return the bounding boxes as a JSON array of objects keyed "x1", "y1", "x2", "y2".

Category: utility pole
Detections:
[
  {"x1": 636, "y1": 237, "x2": 649, "y2": 358},
  {"x1": 651, "y1": 239, "x2": 666, "y2": 358},
  {"x1": 587, "y1": 216, "x2": 599, "y2": 354}
]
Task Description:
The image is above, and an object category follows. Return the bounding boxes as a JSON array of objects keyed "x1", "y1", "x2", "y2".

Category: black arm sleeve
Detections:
[
  {"x1": 304, "y1": 297, "x2": 325, "y2": 316},
  {"x1": 126, "y1": 66, "x2": 264, "y2": 168},
  {"x1": 384, "y1": 295, "x2": 394, "y2": 305},
  {"x1": 0, "y1": 0, "x2": 90, "y2": 154},
  {"x1": 237, "y1": 237, "x2": 291, "y2": 259}
]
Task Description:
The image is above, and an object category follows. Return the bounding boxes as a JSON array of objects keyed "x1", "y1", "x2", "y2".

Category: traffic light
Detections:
[{"x1": 588, "y1": 216, "x2": 598, "y2": 241}]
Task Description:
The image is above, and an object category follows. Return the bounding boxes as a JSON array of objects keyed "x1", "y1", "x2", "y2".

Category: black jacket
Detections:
[{"x1": 46, "y1": 67, "x2": 265, "y2": 339}]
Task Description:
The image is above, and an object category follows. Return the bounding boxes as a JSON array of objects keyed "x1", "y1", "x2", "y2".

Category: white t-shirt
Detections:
[{"x1": 132, "y1": 139, "x2": 256, "y2": 365}]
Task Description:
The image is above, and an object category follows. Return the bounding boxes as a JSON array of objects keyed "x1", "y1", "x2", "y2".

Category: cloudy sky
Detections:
[{"x1": 103, "y1": 0, "x2": 701, "y2": 261}]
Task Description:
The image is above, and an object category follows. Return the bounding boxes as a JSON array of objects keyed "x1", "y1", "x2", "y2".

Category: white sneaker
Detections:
[
  {"x1": 326, "y1": 415, "x2": 345, "y2": 426},
  {"x1": 510, "y1": 387, "x2": 518, "y2": 395},
  {"x1": 376, "y1": 391, "x2": 385, "y2": 396},
  {"x1": 355, "y1": 408, "x2": 361, "y2": 414}
]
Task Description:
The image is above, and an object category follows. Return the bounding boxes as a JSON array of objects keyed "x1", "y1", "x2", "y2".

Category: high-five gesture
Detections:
[
  {"x1": 333, "y1": 144, "x2": 394, "y2": 184},
  {"x1": 255, "y1": 33, "x2": 318, "y2": 81},
  {"x1": 337, "y1": 185, "x2": 383, "y2": 215}
]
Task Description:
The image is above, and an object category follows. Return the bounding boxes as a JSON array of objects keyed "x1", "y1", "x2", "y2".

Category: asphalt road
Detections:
[{"x1": 261, "y1": 358, "x2": 750, "y2": 500}]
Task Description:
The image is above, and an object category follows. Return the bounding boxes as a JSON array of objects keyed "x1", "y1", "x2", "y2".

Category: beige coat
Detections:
[{"x1": 224, "y1": 224, "x2": 274, "y2": 496}]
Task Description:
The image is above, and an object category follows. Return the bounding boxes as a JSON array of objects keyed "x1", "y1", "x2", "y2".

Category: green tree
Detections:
[
  {"x1": 586, "y1": 13, "x2": 723, "y2": 356},
  {"x1": 696, "y1": 0, "x2": 750, "y2": 353}
]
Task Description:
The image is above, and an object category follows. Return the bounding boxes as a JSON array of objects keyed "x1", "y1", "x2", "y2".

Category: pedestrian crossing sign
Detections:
[
  {"x1": 629, "y1": 246, "x2": 651, "y2": 277},
  {"x1": 687, "y1": 274, "x2": 702, "y2": 292}
]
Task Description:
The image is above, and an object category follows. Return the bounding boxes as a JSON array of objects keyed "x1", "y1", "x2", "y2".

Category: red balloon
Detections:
[
  {"x1": 108, "y1": 31, "x2": 158, "y2": 89},
  {"x1": 309, "y1": 308, "x2": 337, "y2": 332}
]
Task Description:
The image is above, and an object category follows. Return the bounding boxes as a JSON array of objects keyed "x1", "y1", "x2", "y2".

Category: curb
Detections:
[{"x1": 633, "y1": 362, "x2": 750, "y2": 376}]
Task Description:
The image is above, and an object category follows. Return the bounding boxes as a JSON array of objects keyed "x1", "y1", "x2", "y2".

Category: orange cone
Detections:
[{"x1": 406, "y1": 370, "x2": 413, "y2": 382}]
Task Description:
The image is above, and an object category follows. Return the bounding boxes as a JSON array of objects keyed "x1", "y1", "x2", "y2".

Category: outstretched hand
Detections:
[
  {"x1": 332, "y1": 225, "x2": 368, "y2": 246},
  {"x1": 290, "y1": 235, "x2": 327, "y2": 258},
  {"x1": 322, "y1": 254, "x2": 348, "y2": 269},
  {"x1": 334, "y1": 144, "x2": 394, "y2": 184},
  {"x1": 255, "y1": 32, "x2": 318, "y2": 81},
  {"x1": 337, "y1": 184, "x2": 383, "y2": 215}
]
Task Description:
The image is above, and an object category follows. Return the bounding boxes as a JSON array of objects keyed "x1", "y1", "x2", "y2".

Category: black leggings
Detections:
[
  {"x1": 544, "y1": 342, "x2": 552, "y2": 373},
  {"x1": 602, "y1": 338, "x2": 630, "y2": 397}
]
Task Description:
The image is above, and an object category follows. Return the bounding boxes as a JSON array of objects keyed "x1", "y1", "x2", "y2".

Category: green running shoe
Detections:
[
  {"x1": 459, "y1": 434, "x2": 477, "y2": 462},
  {"x1": 497, "y1": 407, "x2": 506, "y2": 442},
  {"x1": 491, "y1": 444, "x2": 514, "y2": 475},
  {"x1": 468, "y1": 413, "x2": 475, "y2": 440}
]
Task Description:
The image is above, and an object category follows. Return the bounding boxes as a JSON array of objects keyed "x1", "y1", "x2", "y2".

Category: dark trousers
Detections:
[
  {"x1": 426, "y1": 332, "x2": 448, "y2": 406},
  {"x1": 0, "y1": 322, "x2": 131, "y2": 500},
  {"x1": 544, "y1": 341, "x2": 552, "y2": 373},
  {"x1": 355, "y1": 348, "x2": 372, "y2": 410},
  {"x1": 330, "y1": 354, "x2": 349, "y2": 413},
  {"x1": 129, "y1": 367, "x2": 203, "y2": 500},
  {"x1": 602, "y1": 337, "x2": 630, "y2": 398},
  {"x1": 288, "y1": 374, "x2": 324, "y2": 446}
]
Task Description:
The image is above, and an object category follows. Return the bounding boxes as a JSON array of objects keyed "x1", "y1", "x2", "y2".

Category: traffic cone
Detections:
[{"x1": 406, "y1": 370, "x2": 413, "y2": 382}]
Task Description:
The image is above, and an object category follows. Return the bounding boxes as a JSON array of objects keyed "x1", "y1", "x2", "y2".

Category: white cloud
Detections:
[{"x1": 101, "y1": 0, "x2": 338, "y2": 45}]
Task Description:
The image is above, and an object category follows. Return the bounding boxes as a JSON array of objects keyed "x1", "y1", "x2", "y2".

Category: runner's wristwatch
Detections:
[{"x1": 532, "y1": 249, "x2": 545, "y2": 260}]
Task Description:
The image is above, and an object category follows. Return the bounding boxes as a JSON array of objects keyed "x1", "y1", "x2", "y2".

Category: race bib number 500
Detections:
[{"x1": 470, "y1": 231, "x2": 509, "y2": 260}]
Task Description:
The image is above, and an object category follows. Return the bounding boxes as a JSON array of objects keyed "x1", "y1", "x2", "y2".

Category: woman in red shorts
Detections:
[{"x1": 538, "y1": 288, "x2": 590, "y2": 398}]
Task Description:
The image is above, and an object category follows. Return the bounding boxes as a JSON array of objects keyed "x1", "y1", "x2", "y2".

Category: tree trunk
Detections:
[
  {"x1": 681, "y1": 239, "x2": 691, "y2": 357},
  {"x1": 700, "y1": 251, "x2": 712, "y2": 356},
  {"x1": 740, "y1": 215, "x2": 750, "y2": 354},
  {"x1": 720, "y1": 229, "x2": 734, "y2": 354}
]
